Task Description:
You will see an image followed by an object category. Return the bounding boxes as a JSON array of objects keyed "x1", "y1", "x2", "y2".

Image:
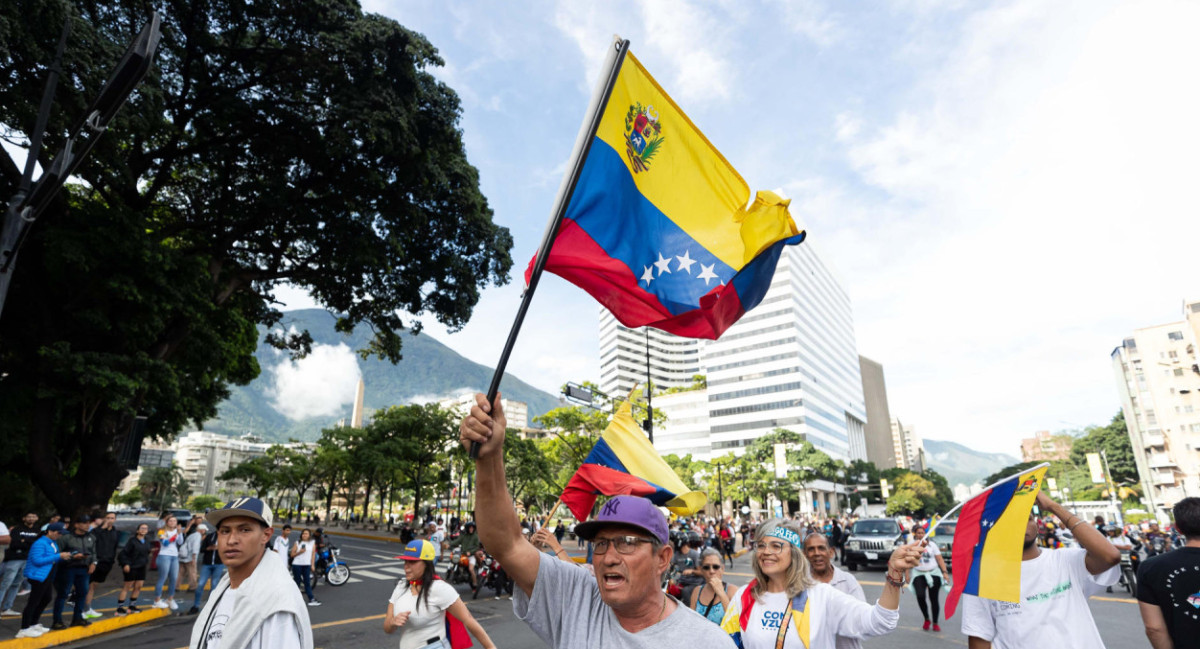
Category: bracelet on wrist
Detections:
[
  {"x1": 885, "y1": 571, "x2": 906, "y2": 587},
  {"x1": 1068, "y1": 519, "x2": 1086, "y2": 532}
]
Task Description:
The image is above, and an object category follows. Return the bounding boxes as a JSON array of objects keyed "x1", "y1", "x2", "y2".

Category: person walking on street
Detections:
[
  {"x1": 804, "y1": 532, "x2": 866, "y2": 649},
  {"x1": 721, "y1": 518, "x2": 921, "y2": 649},
  {"x1": 289, "y1": 529, "x2": 320, "y2": 607},
  {"x1": 83, "y1": 511, "x2": 119, "y2": 620},
  {"x1": 178, "y1": 516, "x2": 203, "y2": 595},
  {"x1": 155, "y1": 515, "x2": 184, "y2": 610},
  {"x1": 907, "y1": 524, "x2": 951, "y2": 633},
  {"x1": 961, "y1": 492, "x2": 1120, "y2": 649},
  {"x1": 384, "y1": 539, "x2": 496, "y2": 649},
  {"x1": 52, "y1": 514, "x2": 97, "y2": 629},
  {"x1": 15, "y1": 522, "x2": 71, "y2": 638},
  {"x1": 1137, "y1": 497, "x2": 1200, "y2": 648},
  {"x1": 190, "y1": 524, "x2": 222, "y2": 615},
  {"x1": 116, "y1": 523, "x2": 152, "y2": 615},
  {"x1": 460, "y1": 393, "x2": 736, "y2": 647},
  {"x1": 1, "y1": 512, "x2": 39, "y2": 617},
  {"x1": 188, "y1": 498, "x2": 312, "y2": 649}
]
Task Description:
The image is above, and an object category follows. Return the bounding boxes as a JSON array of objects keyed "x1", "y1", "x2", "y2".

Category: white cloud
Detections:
[{"x1": 266, "y1": 343, "x2": 363, "y2": 421}]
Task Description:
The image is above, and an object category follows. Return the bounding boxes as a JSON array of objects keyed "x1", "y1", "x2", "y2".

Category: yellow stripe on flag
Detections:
[
  {"x1": 977, "y1": 464, "x2": 1048, "y2": 601},
  {"x1": 604, "y1": 400, "x2": 707, "y2": 515}
]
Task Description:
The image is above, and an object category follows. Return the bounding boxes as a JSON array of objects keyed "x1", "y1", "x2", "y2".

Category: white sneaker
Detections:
[
  {"x1": 167, "y1": 599, "x2": 178, "y2": 611},
  {"x1": 154, "y1": 599, "x2": 169, "y2": 609},
  {"x1": 306, "y1": 600, "x2": 321, "y2": 607},
  {"x1": 83, "y1": 608, "x2": 102, "y2": 619},
  {"x1": 1, "y1": 609, "x2": 20, "y2": 617},
  {"x1": 32, "y1": 624, "x2": 48, "y2": 632},
  {"x1": 16, "y1": 628, "x2": 44, "y2": 638}
]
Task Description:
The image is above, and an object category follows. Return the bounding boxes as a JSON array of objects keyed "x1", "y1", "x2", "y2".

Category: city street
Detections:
[{"x1": 26, "y1": 530, "x2": 1146, "y2": 649}]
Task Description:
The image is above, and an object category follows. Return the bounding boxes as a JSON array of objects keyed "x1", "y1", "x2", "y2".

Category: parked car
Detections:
[{"x1": 843, "y1": 518, "x2": 905, "y2": 571}]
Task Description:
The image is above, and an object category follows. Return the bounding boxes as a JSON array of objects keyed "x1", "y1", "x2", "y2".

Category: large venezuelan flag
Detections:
[
  {"x1": 525, "y1": 50, "x2": 805, "y2": 339},
  {"x1": 943, "y1": 463, "x2": 1049, "y2": 618},
  {"x1": 561, "y1": 400, "x2": 707, "y2": 521}
]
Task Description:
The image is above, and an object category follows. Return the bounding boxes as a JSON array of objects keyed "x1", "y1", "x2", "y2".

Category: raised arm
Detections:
[
  {"x1": 460, "y1": 392, "x2": 542, "y2": 597},
  {"x1": 1036, "y1": 492, "x2": 1119, "y2": 575}
]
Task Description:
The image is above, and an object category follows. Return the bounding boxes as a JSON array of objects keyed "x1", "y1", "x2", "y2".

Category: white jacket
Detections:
[
  {"x1": 189, "y1": 549, "x2": 313, "y2": 649},
  {"x1": 180, "y1": 531, "x2": 202, "y2": 563}
]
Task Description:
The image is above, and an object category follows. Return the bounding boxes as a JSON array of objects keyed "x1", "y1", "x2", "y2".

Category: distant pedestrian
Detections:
[
  {"x1": 289, "y1": 529, "x2": 320, "y2": 606},
  {"x1": 52, "y1": 514, "x2": 97, "y2": 629},
  {"x1": 189, "y1": 498, "x2": 312, "y2": 649},
  {"x1": 115, "y1": 523, "x2": 151, "y2": 615},
  {"x1": 154, "y1": 515, "x2": 184, "y2": 610},
  {"x1": 83, "y1": 511, "x2": 119, "y2": 620},
  {"x1": 178, "y1": 516, "x2": 203, "y2": 595},
  {"x1": 15, "y1": 522, "x2": 71, "y2": 638},
  {"x1": 0, "y1": 512, "x2": 39, "y2": 616}
]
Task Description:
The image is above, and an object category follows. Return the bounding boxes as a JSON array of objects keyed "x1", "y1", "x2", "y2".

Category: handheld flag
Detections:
[
  {"x1": 940, "y1": 463, "x2": 1049, "y2": 618},
  {"x1": 561, "y1": 400, "x2": 707, "y2": 521},
  {"x1": 524, "y1": 49, "x2": 805, "y2": 340}
]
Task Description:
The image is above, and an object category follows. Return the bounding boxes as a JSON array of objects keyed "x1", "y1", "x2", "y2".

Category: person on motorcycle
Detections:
[
  {"x1": 1144, "y1": 522, "x2": 1169, "y2": 556},
  {"x1": 1103, "y1": 525, "x2": 1133, "y2": 593},
  {"x1": 448, "y1": 522, "x2": 482, "y2": 589}
]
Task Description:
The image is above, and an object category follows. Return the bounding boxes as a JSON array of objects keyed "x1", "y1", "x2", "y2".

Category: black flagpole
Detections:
[{"x1": 471, "y1": 36, "x2": 630, "y2": 459}]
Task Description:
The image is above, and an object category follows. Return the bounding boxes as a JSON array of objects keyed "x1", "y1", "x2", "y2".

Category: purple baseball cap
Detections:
[{"x1": 574, "y1": 496, "x2": 668, "y2": 544}]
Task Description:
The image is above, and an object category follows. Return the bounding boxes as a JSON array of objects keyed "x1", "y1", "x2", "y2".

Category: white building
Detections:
[
  {"x1": 1111, "y1": 298, "x2": 1200, "y2": 518},
  {"x1": 173, "y1": 431, "x2": 273, "y2": 497},
  {"x1": 890, "y1": 418, "x2": 926, "y2": 472},
  {"x1": 703, "y1": 244, "x2": 867, "y2": 461},
  {"x1": 653, "y1": 388, "x2": 712, "y2": 458},
  {"x1": 599, "y1": 309, "x2": 705, "y2": 398},
  {"x1": 438, "y1": 394, "x2": 529, "y2": 430}
]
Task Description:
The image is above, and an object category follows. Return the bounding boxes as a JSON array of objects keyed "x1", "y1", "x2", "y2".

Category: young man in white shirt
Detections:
[
  {"x1": 961, "y1": 492, "x2": 1121, "y2": 649},
  {"x1": 189, "y1": 499, "x2": 312, "y2": 649}
]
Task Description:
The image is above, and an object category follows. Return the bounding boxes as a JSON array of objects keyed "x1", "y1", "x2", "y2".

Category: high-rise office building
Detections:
[
  {"x1": 702, "y1": 244, "x2": 867, "y2": 460},
  {"x1": 598, "y1": 309, "x2": 704, "y2": 398},
  {"x1": 1111, "y1": 298, "x2": 1200, "y2": 517},
  {"x1": 890, "y1": 418, "x2": 925, "y2": 472},
  {"x1": 859, "y1": 355, "x2": 899, "y2": 468}
]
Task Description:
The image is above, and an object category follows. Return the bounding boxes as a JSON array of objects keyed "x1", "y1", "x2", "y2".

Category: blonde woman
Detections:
[{"x1": 720, "y1": 518, "x2": 923, "y2": 649}]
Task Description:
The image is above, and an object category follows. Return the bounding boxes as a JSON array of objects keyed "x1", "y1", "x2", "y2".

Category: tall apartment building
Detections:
[
  {"x1": 1111, "y1": 298, "x2": 1200, "y2": 517},
  {"x1": 173, "y1": 431, "x2": 273, "y2": 497},
  {"x1": 653, "y1": 387, "x2": 712, "y2": 458},
  {"x1": 599, "y1": 309, "x2": 705, "y2": 398},
  {"x1": 699, "y1": 244, "x2": 867, "y2": 460},
  {"x1": 1019, "y1": 430, "x2": 1072, "y2": 462},
  {"x1": 890, "y1": 418, "x2": 925, "y2": 472},
  {"x1": 859, "y1": 355, "x2": 899, "y2": 468}
]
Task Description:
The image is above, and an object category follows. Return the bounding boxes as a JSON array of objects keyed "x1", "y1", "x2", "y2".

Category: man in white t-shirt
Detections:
[
  {"x1": 427, "y1": 524, "x2": 444, "y2": 563},
  {"x1": 189, "y1": 499, "x2": 312, "y2": 649},
  {"x1": 961, "y1": 492, "x2": 1120, "y2": 649}
]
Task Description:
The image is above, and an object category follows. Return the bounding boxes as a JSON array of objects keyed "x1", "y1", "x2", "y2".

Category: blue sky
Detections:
[{"x1": 274, "y1": 0, "x2": 1200, "y2": 455}]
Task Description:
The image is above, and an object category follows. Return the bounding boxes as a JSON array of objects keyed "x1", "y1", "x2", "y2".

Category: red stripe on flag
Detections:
[
  {"x1": 560, "y1": 463, "x2": 660, "y2": 522},
  {"x1": 944, "y1": 490, "x2": 989, "y2": 619},
  {"x1": 525, "y1": 218, "x2": 748, "y2": 339}
]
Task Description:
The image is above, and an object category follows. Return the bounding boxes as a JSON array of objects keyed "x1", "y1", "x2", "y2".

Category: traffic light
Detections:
[{"x1": 880, "y1": 478, "x2": 890, "y2": 499}]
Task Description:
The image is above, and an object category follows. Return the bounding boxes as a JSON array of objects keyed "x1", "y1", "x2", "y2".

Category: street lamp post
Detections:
[
  {"x1": 643, "y1": 329, "x2": 653, "y2": 443},
  {"x1": 713, "y1": 461, "x2": 726, "y2": 520}
]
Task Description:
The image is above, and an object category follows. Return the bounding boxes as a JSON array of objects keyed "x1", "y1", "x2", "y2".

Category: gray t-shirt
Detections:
[{"x1": 514, "y1": 553, "x2": 736, "y2": 648}]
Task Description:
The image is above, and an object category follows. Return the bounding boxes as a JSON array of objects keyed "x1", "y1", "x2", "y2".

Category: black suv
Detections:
[{"x1": 843, "y1": 518, "x2": 904, "y2": 571}]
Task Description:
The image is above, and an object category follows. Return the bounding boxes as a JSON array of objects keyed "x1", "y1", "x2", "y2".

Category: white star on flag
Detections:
[
  {"x1": 641, "y1": 265, "x2": 655, "y2": 286},
  {"x1": 675, "y1": 250, "x2": 696, "y2": 274},
  {"x1": 654, "y1": 252, "x2": 672, "y2": 276},
  {"x1": 697, "y1": 263, "x2": 718, "y2": 285}
]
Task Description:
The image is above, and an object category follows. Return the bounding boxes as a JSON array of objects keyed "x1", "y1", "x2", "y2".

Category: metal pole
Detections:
[
  {"x1": 469, "y1": 36, "x2": 630, "y2": 458},
  {"x1": 716, "y1": 462, "x2": 724, "y2": 520},
  {"x1": 644, "y1": 329, "x2": 653, "y2": 443}
]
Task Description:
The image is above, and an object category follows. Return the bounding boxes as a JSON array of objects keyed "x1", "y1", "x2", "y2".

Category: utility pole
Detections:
[
  {"x1": 643, "y1": 328, "x2": 653, "y2": 443},
  {"x1": 714, "y1": 461, "x2": 725, "y2": 520}
]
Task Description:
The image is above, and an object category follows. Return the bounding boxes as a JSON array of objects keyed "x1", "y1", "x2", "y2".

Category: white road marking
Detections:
[{"x1": 351, "y1": 569, "x2": 395, "y2": 581}]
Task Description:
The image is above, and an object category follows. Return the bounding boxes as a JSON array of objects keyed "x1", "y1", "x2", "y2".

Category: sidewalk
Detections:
[{"x1": 0, "y1": 608, "x2": 168, "y2": 649}]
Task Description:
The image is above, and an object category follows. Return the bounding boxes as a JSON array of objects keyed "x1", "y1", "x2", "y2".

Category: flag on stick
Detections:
[
  {"x1": 937, "y1": 463, "x2": 1049, "y2": 618},
  {"x1": 561, "y1": 399, "x2": 707, "y2": 521},
  {"x1": 524, "y1": 49, "x2": 805, "y2": 340}
]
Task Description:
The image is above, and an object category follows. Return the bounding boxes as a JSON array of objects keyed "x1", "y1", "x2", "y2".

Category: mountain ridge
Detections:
[{"x1": 923, "y1": 438, "x2": 1021, "y2": 488}]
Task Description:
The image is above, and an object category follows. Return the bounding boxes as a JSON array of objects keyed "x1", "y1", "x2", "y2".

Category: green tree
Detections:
[
  {"x1": 139, "y1": 464, "x2": 189, "y2": 510},
  {"x1": 663, "y1": 454, "x2": 706, "y2": 491},
  {"x1": 314, "y1": 427, "x2": 355, "y2": 521},
  {"x1": 885, "y1": 473, "x2": 938, "y2": 516},
  {"x1": 373, "y1": 403, "x2": 456, "y2": 520},
  {"x1": 111, "y1": 486, "x2": 143, "y2": 508},
  {"x1": 1070, "y1": 411, "x2": 1137, "y2": 484},
  {"x1": 505, "y1": 435, "x2": 555, "y2": 512},
  {"x1": 218, "y1": 455, "x2": 278, "y2": 500},
  {"x1": 0, "y1": 0, "x2": 512, "y2": 517},
  {"x1": 270, "y1": 444, "x2": 320, "y2": 515},
  {"x1": 187, "y1": 494, "x2": 223, "y2": 512}
]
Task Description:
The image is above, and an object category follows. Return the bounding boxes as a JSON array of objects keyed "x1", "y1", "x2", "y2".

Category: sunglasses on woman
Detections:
[{"x1": 701, "y1": 564, "x2": 722, "y2": 571}]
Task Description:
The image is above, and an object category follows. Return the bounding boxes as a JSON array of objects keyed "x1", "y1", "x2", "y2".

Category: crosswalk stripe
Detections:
[
  {"x1": 352, "y1": 569, "x2": 395, "y2": 581},
  {"x1": 376, "y1": 566, "x2": 405, "y2": 575}
]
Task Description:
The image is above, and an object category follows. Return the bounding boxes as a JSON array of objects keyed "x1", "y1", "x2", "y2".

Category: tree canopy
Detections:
[{"x1": 0, "y1": 0, "x2": 512, "y2": 515}]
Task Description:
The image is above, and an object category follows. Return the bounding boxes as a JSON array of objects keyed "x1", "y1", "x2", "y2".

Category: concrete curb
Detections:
[
  {"x1": 0, "y1": 608, "x2": 169, "y2": 649},
  {"x1": 327, "y1": 530, "x2": 403, "y2": 544}
]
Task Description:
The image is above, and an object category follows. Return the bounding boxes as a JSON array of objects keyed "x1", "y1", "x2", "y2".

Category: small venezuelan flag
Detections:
[
  {"x1": 944, "y1": 464, "x2": 1049, "y2": 618},
  {"x1": 561, "y1": 400, "x2": 706, "y2": 521},
  {"x1": 525, "y1": 49, "x2": 805, "y2": 340}
]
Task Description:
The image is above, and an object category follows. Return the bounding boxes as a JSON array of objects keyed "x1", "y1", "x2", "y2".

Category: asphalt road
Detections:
[{"x1": 35, "y1": 531, "x2": 1145, "y2": 649}]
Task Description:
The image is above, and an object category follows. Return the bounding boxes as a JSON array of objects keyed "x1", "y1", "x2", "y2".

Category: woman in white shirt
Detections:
[
  {"x1": 907, "y1": 525, "x2": 951, "y2": 632},
  {"x1": 721, "y1": 518, "x2": 923, "y2": 649},
  {"x1": 384, "y1": 540, "x2": 495, "y2": 649},
  {"x1": 289, "y1": 528, "x2": 319, "y2": 606},
  {"x1": 154, "y1": 516, "x2": 183, "y2": 610}
]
